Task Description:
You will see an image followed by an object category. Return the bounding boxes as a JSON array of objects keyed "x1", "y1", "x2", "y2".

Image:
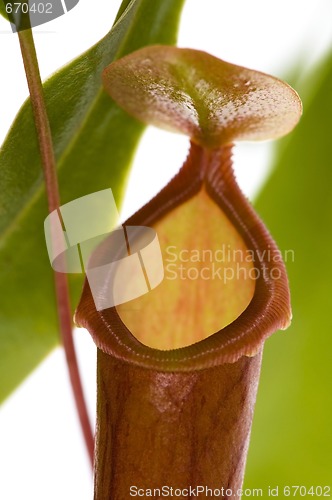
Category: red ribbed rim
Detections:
[{"x1": 75, "y1": 142, "x2": 291, "y2": 371}]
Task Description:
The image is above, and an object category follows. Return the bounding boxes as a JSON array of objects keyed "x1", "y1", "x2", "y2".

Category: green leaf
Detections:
[
  {"x1": 0, "y1": 0, "x2": 186, "y2": 402},
  {"x1": 0, "y1": 1, "x2": 9, "y2": 21},
  {"x1": 102, "y1": 45, "x2": 302, "y2": 148},
  {"x1": 245, "y1": 53, "x2": 332, "y2": 488}
]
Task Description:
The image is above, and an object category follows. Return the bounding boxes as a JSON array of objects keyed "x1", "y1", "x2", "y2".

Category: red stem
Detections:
[{"x1": 17, "y1": 27, "x2": 94, "y2": 466}]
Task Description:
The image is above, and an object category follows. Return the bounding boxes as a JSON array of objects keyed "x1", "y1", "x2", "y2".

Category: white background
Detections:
[{"x1": 0, "y1": 1, "x2": 331, "y2": 499}]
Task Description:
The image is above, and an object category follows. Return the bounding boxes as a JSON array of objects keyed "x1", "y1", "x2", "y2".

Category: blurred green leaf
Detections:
[
  {"x1": 0, "y1": 0, "x2": 186, "y2": 402},
  {"x1": 245, "y1": 54, "x2": 332, "y2": 490},
  {"x1": 0, "y1": 2, "x2": 9, "y2": 20}
]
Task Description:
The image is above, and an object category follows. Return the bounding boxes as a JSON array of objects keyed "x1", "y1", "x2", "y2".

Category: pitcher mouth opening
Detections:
[{"x1": 75, "y1": 142, "x2": 291, "y2": 372}]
